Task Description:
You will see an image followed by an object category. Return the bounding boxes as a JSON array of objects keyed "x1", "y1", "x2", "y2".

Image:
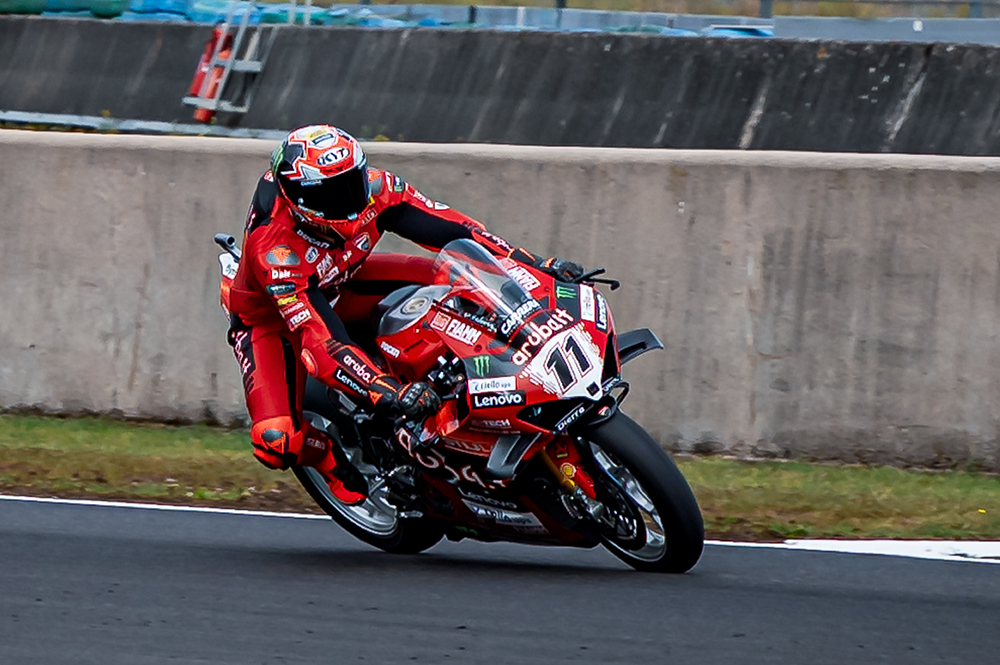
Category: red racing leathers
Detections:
[{"x1": 226, "y1": 167, "x2": 538, "y2": 471}]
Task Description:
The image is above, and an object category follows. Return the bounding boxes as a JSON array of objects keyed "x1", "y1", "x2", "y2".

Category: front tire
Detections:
[{"x1": 583, "y1": 412, "x2": 704, "y2": 573}]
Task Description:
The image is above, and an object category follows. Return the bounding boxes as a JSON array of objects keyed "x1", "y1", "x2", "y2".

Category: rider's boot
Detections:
[{"x1": 298, "y1": 424, "x2": 369, "y2": 506}]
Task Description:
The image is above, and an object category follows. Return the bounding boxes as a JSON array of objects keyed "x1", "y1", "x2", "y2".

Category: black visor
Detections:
[{"x1": 282, "y1": 164, "x2": 371, "y2": 221}]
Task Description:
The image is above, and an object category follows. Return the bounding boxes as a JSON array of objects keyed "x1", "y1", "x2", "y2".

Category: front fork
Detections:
[
  {"x1": 540, "y1": 437, "x2": 616, "y2": 525},
  {"x1": 541, "y1": 437, "x2": 597, "y2": 499}
]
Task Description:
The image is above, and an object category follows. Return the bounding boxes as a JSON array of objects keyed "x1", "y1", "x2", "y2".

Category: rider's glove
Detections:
[
  {"x1": 533, "y1": 257, "x2": 586, "y2": 283},
  {"x1": 394, "y1": 381, "x2": 442, "y2": 419}
]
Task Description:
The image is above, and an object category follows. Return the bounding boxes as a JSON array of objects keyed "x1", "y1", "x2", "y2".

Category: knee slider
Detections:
[{"x1": 250, "y1": 416, "x2": 302, "y2": 470}]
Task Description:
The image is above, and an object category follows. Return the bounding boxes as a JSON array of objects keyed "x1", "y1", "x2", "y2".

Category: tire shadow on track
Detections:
[{"x1": 250, "y1": 545, "x2": 639, "y2": 579}]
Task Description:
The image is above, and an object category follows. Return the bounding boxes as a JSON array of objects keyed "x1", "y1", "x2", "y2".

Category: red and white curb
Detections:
[{"x1": 3, "y1": 494, "x2": 999, "y2": 564}]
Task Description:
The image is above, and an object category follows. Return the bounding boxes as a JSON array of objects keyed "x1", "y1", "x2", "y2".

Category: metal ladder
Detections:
[{"x1": 183, "y1": 0, "x2": 303, "y2": 119}]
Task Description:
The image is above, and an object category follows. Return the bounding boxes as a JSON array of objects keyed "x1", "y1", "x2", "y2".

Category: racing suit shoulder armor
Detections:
[{"x1": 248, "y1": 172, "x2": 280, "y2": 232}]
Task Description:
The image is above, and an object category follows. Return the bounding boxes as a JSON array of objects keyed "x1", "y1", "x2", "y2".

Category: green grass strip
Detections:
[
  {"x1": 1, "y1": 414, "x2": 998, "y2": 540},
  {"x1": 0, "y1": 414, "x2": 314, "y2": 510}
]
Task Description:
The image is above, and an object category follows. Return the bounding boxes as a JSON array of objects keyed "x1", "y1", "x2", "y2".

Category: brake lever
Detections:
[
  {"x1": 575, "y1": 267, "x2": 606, "y2": 282},
  {"x1": 575, "y1": 267, "x2": 622, "y2": 292},
  {"x1": 589, "y1": 276, "x2": 622, "y2": 291}
]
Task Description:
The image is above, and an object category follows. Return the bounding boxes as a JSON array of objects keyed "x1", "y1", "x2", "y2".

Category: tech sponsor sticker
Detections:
[
  {"x1": 554, "y1": 403, "x2": 588, "y2": 432},
  {"x1": 499, "y1": 299, "x2": 541, "y2": 336},
  {"x1": 219, "y1": 254, "x2": 238, "y2": 280},
  {"x1": 316, "y1": 255, "x2": 340, "y2": 287},
  {"x1": 468, "y1": 377, "x2": 517, "y2": 394},
  {"x1": 471, "y1": 390, "x2": 526, "y2": 409},
  {"x1": 579, "y1": 285, "x2": 596, "y2": 322},
  {"x1": 462, "y1": 500, "x2": 548, "y2": 534},
  {"x1": 445, "y1": 319, "x2": 481, "y2": 346},
  {"x1": 595, "y1": 293, "x2": 608, "y2": 332},
  {"x1": 501, "y1": 260, "x2": 541, "y2": 292},
  {"x1": 266, "y1": 283, "x2": 296, "y2": 296},
  {"x1": 379, "y1": 341, "x2": 401, "y2": 358},
  {"x1": 287, "y1": 309, "x2": 311, "y2": 330},
  {"x1": 342, "y1": 353, "x2": 375, "y2": 383},
  {"x1": 296, "y1": 228, "x2": 330, "y2": 248},
  {"x1": 280, "y1": 301, "x2": 305, "y2": 316},
  {"x1": 430, "y1": 312, "x2": 450, "y2": 331},
  {"x1": 470, "y1": 418, "x2": 512, "y2": 430},
  {"x1": 334, "y1": 368, "x2": 366, "y2": 397}
]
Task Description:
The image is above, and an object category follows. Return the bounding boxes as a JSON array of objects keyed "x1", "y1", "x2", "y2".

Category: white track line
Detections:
[
  {"x1": 2, "y1": 494, "x2": 999, "y2": 564},
  {"x1": 0, "y1": 494, "x2": 329, "y2": 520},
  {"x1": 709, "y1": 538, "x2": 1000, "y2": 564}
]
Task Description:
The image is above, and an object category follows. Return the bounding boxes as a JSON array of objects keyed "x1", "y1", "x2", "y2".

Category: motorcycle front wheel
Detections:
[
  {"x1": 294, "y1": 390, "x2": 444, "y2": 554},
  {"x1": 582, "y1": 412, "x2": 704, "y2": 573}
]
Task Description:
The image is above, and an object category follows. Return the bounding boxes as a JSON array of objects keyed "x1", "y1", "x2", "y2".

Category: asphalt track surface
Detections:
[{"x1": 2, "y1": 499, "x2": 999, "y2": 664}]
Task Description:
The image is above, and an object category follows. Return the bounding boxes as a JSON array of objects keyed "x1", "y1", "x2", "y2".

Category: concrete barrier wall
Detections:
[
  {"x1": 3, "y1": 129, "x2": 1000, "y2": 470},
  {"x1": 9, "y1": 16, "x2": 1000, "y2": 155},
  {"x1": 0, "y1": 16, "x2": 211, "y2": 121}
]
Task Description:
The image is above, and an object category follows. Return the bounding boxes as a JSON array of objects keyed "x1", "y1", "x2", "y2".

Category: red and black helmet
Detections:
[{"x1": 270, "y1": 125, "x2": 372, "y2": 241}]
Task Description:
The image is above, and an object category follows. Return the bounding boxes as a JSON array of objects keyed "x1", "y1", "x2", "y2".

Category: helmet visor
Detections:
[{"x1": 283, "y1": 166, "x2": 371, "y2": 222}]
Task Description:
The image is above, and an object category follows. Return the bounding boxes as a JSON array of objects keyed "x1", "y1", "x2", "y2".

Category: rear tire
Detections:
[
  {"x1": 294, "y1": 463, "x2": 444, "y2": 554},
  {"x1": 295, "y1": 382, "x2": 444, "y2": 555},
  {"x1": 583, "y1": 412, "x2": 704, "y2": 573}
]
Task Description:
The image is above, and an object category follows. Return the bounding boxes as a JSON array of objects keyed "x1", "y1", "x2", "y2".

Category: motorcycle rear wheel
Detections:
[
  {"x1": 294, "y1": 403, "x2": 444, "y2": 555},
  {"x1": 583, "y1": 412, "x2": 704, "y2": 573}
]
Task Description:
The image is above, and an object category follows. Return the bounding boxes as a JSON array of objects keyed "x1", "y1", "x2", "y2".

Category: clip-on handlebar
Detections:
[{"x1": 574, "y1": 267, "x2": 621, "y2": 291}]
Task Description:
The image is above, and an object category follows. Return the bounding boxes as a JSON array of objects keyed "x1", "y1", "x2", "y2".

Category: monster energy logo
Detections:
[
  {"x1": 555, "y1": 285, "x2": 576, "y2": 299},
  {"x1": 472, "y1": 356, "x2": 490, "y2": 376},
  {"x1": 270, "y1": 144, "x2": 284, "y2": 172}
]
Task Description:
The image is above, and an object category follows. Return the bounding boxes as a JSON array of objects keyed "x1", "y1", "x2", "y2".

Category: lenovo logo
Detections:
[{"x1": 472, "y1": 391, "x2": 526, "y2": 409}]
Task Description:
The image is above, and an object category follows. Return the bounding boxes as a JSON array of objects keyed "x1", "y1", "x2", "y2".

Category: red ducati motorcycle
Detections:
[{"x1": 216, "y1": 236, "x2": 704, "y2": 573}]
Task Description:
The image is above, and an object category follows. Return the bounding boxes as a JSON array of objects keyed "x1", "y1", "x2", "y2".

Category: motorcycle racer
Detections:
[{"x1": 225, "y1": 125, "x2": 584, "y2": 504}]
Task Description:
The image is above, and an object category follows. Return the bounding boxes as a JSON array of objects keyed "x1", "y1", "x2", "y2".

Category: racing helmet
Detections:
[{"x1": 271, "y1": 125, "x2": 372, "y2": 242}]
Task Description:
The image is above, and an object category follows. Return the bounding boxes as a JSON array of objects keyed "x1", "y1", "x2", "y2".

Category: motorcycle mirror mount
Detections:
[{"x1": 213, "y1": 233, "x2": 242, "y2": 261}]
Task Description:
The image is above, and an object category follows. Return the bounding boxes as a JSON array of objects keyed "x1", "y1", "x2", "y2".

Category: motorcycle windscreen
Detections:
[{"x1": 432, "y1": 239, "x2": 537, "y2": 343}]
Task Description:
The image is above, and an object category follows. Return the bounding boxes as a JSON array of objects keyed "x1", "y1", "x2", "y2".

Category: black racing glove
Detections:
[
  {"x1": 394, "y1": 381, "x2": 442, "y2": 419},
  {"x1": 533, "y1": 257, "x2": 586, "y2": 283}
]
